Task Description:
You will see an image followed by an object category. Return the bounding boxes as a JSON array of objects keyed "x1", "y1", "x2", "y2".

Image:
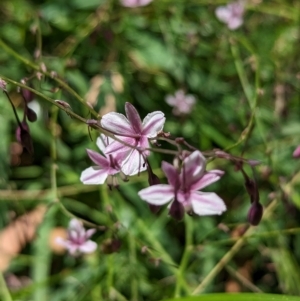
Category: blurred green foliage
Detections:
[{"x1": 1, "y1": 0, "x2": 300, "y2": 300}]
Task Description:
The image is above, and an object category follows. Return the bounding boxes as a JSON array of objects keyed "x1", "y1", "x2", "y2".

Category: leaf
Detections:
[{"x1": 163, "y1": 293, "x2": 300, "y2": 301}]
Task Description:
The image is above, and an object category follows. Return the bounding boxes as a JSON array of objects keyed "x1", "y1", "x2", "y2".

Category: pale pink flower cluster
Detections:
[
  {"x1": 165, "y1": 90, "x2": 196, "y2": 116},
  {"x1": 139, "y1": 151, "x2": 226, "y2": 219},
  {"x1": 215, "y1": 1, "x2": 244, "y2": 30},
  {"x1": 56, "y1": 219, "x2": 97, "y2": 256},
  {"x1": 80, "y1": 103, "x2": 226, "y2": 220},
  {"x1": 81, "y1": 102, "x2": 165, "y2": 185},
  {"x1": 120, "y1": 0, "x2": 153, "y2": 7}
]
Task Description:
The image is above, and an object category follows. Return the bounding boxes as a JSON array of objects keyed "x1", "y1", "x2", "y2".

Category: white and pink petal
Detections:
[
  {"x1": 101, "y1": 112, "x2": 134, "y2": 136},
  {"x1": 190, "y1": 191, "x2": 226, "y2": 216},
  {"x1": 191, "y1": 169, "x2": 224, "y2": 191},
  {"x1": 142, "y1": 111, "x2": 165, "y2": 137},
  {"x1": 138, "y1": 184, "x2": 174, "y2": 205},
  {"x1": 80, "y1": 167, "x2": 108, "y2": 184}
]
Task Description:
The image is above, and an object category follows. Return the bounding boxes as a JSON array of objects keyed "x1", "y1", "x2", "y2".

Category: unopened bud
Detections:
[
  {"x1": 169, "y1": 199, "x2": 184, "y2": 221},
  {"x1": 0, "y1": 78, "x2": 7, "y2": 92},
  {"x1": 55, "y1": 100, "x2": 72, "y2": 110},
  {"x1": 293, "y1": 146, "x2": 300, "y2": 158},
  {"x1": 16, "y1": 122, "x2": 34, "y2": 155},
  {"x1": 247, "y1": 202, "x2": 263, "y2": 226},
  {"x1": 21, "y1": 88, "x2": 34, "y2": 103},
  {"x1": 101, "y1": 238, "x2": 122, "y2": 254},
  {"x1": 26, "y1": 107, "x2": 37, "y2": 122},
  {"x1": 148, "y1": 204, "x2": 161, "y2": 214},
  {"x1": 148, "y1": 172, "x2": 160, "y2": 186}
]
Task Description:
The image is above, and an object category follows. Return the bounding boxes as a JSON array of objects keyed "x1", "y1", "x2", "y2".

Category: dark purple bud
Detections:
[
  {"x1": 148, "y1": 172, "x2": 160, "y2": 186},
  {"x1": 169, "y1": 199, "x2": 184, "y2": 221},
  {"x1": 21, "y1": 88, "x2": 34, "y2": 103},
  {"x1": 16, "y1": 122, "x2": 34, "y2": 155},
  {"x1": 148, "y1": 204, "x2": 161, "y2": 214},
  {"x1": 247, "y1": 202, "x2": 263, "y2": 226},
  {"x1": 101, "y1": 238, "x2": 122, "y2": 254},
  {"x1": 26, "y1": 107, "x2": 37, "y2": 122},
  {"x1": 293, "y1": 146, "x2": 300, "y2": 158}
]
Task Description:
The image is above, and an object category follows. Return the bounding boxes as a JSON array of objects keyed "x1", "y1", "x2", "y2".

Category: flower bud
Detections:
[
  {"x1": 293, "y1": 146, "x2": 300, "y2": 158},
  {"x1": 0, "y1": 78, "x2": 7, "y2": 92},
  {"x1": 169, "y1": 199, "x2": 184, "y2": 221},
  {"x1": 101, "y1": 238, "x2": 122, "y2": 254},
  {"x1": 247, "y1": 201, "x2": 263, "y2": 226},
  {"x1": 26, "y1": 107, "x2": 37, "y2": 122},
  {"x1": 148, "y1": 171, "x2": 160, "y2": 186},
  {"x1": 16, "y1": 122, "x2": 34, "y2": 155},
  {"x1": 148, "y1": 204, "x2": 160, "y2": 214},
  {"x1": 21, "y1": 88, "x2": 34, "y2": 103}
]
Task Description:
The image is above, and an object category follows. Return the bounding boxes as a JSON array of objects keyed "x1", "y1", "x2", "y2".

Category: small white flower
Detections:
[
  {"x1": 215, "y1": 1, "x2": 244, "y2": 30},
  {"x1": 56, "y1": 219, "x2": 97, "y2": 256},
  {"x1": 165, "y1": 90, "x2": 196, "y2": 115}
]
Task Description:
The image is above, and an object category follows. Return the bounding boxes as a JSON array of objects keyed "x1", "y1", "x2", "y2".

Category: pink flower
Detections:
[
  {"x1": 165, "y1": 90, "x2": 196, "y2": 115},
  {"x1": 56, "y1": 219, "x2": 97, "y2": 256},
  {"x1": 215, "y1": 1, "x2": 244, "y2": 30},
  {"x1": 120, "y1": 0, "x2": 153, "y2": 7},
  {"x1": 293, "y1": 146, "x2": 300, "y2": 158},
  {"x1": 80, "y1": 134, "x2": 124, "y2": 186},
  {"x1": 0, "y1": 78, "x2": 7, "y2": 92},
  {"x1": 138, "y1": 151, "x2": 226, "y2": 218},
  {"x1": 101, "y1": 102, "x2": 165, "y2": 176}
]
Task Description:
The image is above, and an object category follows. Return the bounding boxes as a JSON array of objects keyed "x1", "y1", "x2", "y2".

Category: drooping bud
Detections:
[
  {"x1": 16, "y1": 122, "x2": 34, "y2": 155},
  {"x1": 247, "y1": 201, "x2": 263, "y2": 226},
  {"x1": 26, "y1": 107, "x2": 37, "y2": 122},
  {"x1": 0, "y1": 78, "x2": 7, "y2": 92},
  {"x1": 293, "y1": 146, "x2": 300, "y2": 158},
  {"x1": 148, "y1": 171, "x2": 160, "y2": 186},
  {"x1": 21, "y1": 88, "x2": 34, "y2": 103},
  {"x1": 169, "y1": 199, "x2": 184, "y2": 221},
  {"x1": 101, "y1": 238, "x2": 122, "y2": 254}
]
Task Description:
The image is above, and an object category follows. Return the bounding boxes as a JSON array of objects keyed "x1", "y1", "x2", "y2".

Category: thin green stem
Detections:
[
  {"x1": 174, "y1": 215, "x2": 193, "y2": 297},
  {"x1": 129, "y1": 234, "x2": 138, "y2": 301},
  {"x1": 137, "y1": 219, "x2": 191, "y2": 294},
  {"x1": 192, "y1": 199, "x2": 278, "y2": 295},
  {"x1": 0, "y1": 272, "x2": 13, "y2": 301},
  {"x1": 0, "y1": 38, "x2": 98, "y2": 116}
]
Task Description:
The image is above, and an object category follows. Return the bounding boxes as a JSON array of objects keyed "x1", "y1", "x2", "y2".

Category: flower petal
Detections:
[
  {"x1": 86, "y1": 149, "x2": 109, "y2": 167},
  {"x1": 215, "y1": 6, "x2": 231, "y2": 23},
  {"x1": 138, "y1": 184, "x2": 174, "y2": 205},
  {"x1": 96, "y1": 134, "x2": 113, "y2": 152},
  {"x1": 125, "y1": 102, "x2": 143, "y2": 133},
  {"x1": 101, "y1": 112, "x2": 134, "y2": 136},
  {"x1": 181, "y1": 151, "x2": 206, "y2": 188},
  {"x1": 78, "y1": 240, "x2": 97, "y2": 254},
  {"x1": 104, "y1": 137, "x2": 136, "y2": 155},
  {"x1": 121, "y1": 149, "x2": 147, "y2": 176},
  {"x1": 161, "y1": 161, "x2": 179, "y2": 187},
  {"x1": 228, "y1": 17, "x2": 243, "y2": 30},
  {"x1": 191, "y1": 169, "x2": 224, "y2": 191},
  {"x1": 69, "y1": 219, "x2": 83, "y2": 232},
  {"x1": 142, "y1": 111, "x2": 165, "y2": 137},
  {"x1": 80, "y1": 167, "x2": 108, "y2": 184},
  {"x1": 191, "y1": 192, "x2": 226, "y2": 216},
  {"x1": 85, "y1": 228, "x2": 96, "y2": 239}
]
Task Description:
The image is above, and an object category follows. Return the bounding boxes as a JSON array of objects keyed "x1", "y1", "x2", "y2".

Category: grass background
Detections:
[{"x1": 1, "y1": 0, "x2": 300, "y2": 300}]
